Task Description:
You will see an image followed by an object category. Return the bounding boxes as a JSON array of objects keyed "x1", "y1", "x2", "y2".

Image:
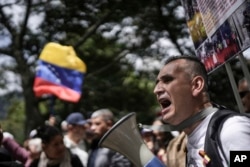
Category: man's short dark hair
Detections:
[{"x1": 164, "y1": 55, "x2": 208, "y2": 90}]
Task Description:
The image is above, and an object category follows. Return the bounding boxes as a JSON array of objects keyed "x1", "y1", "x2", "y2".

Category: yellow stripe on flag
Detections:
[{"x1": 39, "y1": 42, "x2": 86, "y2": 73}]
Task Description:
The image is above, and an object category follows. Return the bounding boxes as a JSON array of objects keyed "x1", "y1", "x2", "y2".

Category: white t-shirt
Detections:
[
  {"x1": 187, "y1": 111, "x2": 250, "y2": 167},
  {"x1": 64, "y1": 135, "x2": 88, "y2": 167}
]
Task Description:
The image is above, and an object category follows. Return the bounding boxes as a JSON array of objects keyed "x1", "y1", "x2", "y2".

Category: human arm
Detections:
[{"x1": 2, "y1": 137, "x2": 29, "y2": 164}]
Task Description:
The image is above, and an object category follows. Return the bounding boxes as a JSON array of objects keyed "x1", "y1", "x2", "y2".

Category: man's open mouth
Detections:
[{"x1": 159, "y1": 99, "x2": 171, "y2": 109}]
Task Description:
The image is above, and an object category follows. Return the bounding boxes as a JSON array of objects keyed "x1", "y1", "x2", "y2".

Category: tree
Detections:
[
  {"x1": 1, "y1": 95, "x2": 25, "y2": 142},
  {"x1": 0, "y1": 0, "x2": 193, "y2": 137}
]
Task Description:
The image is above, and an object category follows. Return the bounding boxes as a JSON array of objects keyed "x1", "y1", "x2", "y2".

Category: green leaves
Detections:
[{"x1": 0, "y1": 0, "x2": 193, "y2": 135}]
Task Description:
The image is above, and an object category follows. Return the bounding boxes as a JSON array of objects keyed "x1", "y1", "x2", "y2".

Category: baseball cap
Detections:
[{"x1": 66, "y1": 112, "x2": 87, "y2": 125}]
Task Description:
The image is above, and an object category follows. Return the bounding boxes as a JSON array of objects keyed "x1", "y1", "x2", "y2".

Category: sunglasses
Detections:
[{"x1": 239, "y1": 90, "x2": 250, "y2": 98}]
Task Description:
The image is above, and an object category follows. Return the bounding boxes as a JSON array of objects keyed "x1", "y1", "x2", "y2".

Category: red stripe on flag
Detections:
[{"x1": 33, "y1": 77, "x2": 81, "y2": 102}]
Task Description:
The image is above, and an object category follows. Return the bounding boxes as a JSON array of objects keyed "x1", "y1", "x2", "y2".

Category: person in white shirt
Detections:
[
  {"x1": 64, "y1": 112, "x2": 88, "y2": 167},
  {"x1": 154, "y1": 55, "x2": 250, "y2": 167}
]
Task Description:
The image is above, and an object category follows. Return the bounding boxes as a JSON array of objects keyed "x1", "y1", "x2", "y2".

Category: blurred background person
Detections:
[
  {"x1": 45, "y1": 114, "x2": 58, "y2": 127},
  {"x1": 61, "y1": 120, "x2": 68, "y2": 134},
  {"x1": 238, "y1": 77, "x2": 250, "y2": 113},
  {"x1": 29, "y1": 124, "x2": 83, "y2": 167},
  {"x1": 0, "y1": 125, "x2": 13, "y2": 162},
  {"x1": 87, "y1": 108, "x2": 132, "y2": 167},
  {"x1": 151, "y1": 117, "x2": 174, "y2": 165},
  {"x1": 84, "y1": 120, "x2": 95, "y2": 148},
  {"x1": 64, "y1": 112, "x2": 89, "y2": 166},
  {"x1": 140, "y1": 128, "x2": 155, "y2": 154},
  {"x1": 2, "y1": 133, "x2": 41, "y2": 167},
  {"x1": 0, "y1": 124, "x2": 13, "y2": 163},
  {"x1": 0, "y1": 124, "x2": 27, "y2": 167}
]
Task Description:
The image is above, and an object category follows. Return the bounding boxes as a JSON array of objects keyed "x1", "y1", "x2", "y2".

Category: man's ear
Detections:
[
  {"x1": 191, "y1": 76, "x2": 204, "y2": 96},
  {"x1": 106, "y1": 120, "x2": 113, "y2": 128}
]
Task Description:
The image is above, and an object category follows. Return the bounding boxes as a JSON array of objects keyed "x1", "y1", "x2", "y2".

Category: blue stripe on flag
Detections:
[{"x1": 36, "y1": 60, "x2": 84, "y2": 92}]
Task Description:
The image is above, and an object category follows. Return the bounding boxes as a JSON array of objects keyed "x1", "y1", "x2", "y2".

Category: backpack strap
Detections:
[{"x1": 204, "y1": 109, "x2": 245, "y2": 167}]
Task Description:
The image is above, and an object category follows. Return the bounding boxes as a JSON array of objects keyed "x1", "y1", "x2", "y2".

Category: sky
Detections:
[{"x1": 0, "y1": 1, "x2": 45, "y2": 96}]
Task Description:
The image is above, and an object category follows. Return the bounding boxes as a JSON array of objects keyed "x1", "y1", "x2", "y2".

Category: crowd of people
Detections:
[
  {"x1": 0, "y1": 109, "x2": 135, "y2": 167},
  {"x1": 1, "y1": 55, "x2": 250, "y2": 167},
  {"x1": 0, "y1": 107, "x2": 182, "y2": 167}
]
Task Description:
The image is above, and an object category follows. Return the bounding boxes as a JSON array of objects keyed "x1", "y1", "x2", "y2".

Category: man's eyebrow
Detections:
[{"x1": 155, "y1": 74, "x2": 172, "y2": 84}]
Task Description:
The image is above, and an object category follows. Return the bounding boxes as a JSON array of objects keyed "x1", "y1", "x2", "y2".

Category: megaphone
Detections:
[{"x1": 98, "y1": 112, "x2": 166, "y2": 167}]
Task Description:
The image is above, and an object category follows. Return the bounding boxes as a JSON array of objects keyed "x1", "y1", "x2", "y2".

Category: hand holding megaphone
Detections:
[{"x1": 98, "y1": 112, "x2": 166, "y2": 167}]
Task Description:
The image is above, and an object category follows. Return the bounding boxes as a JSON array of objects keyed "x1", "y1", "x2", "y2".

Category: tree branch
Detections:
[
  {"x1": 0, "y1": 48, "x2": 12, "y2": 57},
  {"x1": 0, "y1": 4, "x2": 14, "y2": 35},
  {"x1": 86, "y1": 50, "x2": 129, "y2": 78},
  {"x1": 73, "y1": 10, "x2": 113, "y2": 49},
  {"x1": 19, "y1": 0, "x2": 32, "y2": 45}
]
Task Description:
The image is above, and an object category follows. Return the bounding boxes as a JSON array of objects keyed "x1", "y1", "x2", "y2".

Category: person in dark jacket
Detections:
[
  {"x1": 29, "y1": 124, "x2": 83, "y2": 167},
  {"x1": 87, "y1": 109, "x2": 132, "y2": 167},
  {"x1": 0, "y1": 124, "x2": 24, "y2": 167}
]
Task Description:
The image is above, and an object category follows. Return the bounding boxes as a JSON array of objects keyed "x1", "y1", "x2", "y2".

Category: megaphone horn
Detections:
[{"x1": 98, "y1": 112, "x2": 166, "y2": 167}]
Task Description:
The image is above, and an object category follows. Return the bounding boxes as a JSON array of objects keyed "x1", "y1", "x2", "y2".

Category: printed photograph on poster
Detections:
[
  {"x1": 181, "y1": 0, "x2": 249, "y2": 73},
  {"x1": 181, "y1": 0, "x2": 208, "y2": 49},
  {"x1": 233, "y1": 1, "x2": 250, "y2": 51},
  {"x1": 197, "y1": 20, "x2": 240, "y2": 73}
]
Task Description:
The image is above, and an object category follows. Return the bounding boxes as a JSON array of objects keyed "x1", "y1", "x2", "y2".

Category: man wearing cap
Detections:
[{"x1": 64, "y1": 112, "x2": 89, "y2": 167}]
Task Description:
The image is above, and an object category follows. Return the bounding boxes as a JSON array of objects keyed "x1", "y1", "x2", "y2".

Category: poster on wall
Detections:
[{"x1": 181, "y1": 0, "x2": 250, "y2": 73}]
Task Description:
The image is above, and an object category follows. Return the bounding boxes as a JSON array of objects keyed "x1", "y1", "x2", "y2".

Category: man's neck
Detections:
[
  {"x1": 183, "y1": 103, "x2": 213, "y2": 135},
  {"x1": 67, "y1": 133, "x2": 82, "y2": 144}
]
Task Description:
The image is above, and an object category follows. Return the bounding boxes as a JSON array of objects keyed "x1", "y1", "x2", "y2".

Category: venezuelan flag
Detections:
[{"x1": 33, "y1": 42, "x2": 86, "y2": 102}]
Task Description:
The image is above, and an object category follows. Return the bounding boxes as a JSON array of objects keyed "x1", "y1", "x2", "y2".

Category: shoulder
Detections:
[
  {"x1": 209, "y1": 109, "x2": 250, "y2": 129},
  {"x1": 220, "y1": 115, "x2": 250, "y2": 149},
  {"x1": 223, "y1": 114, "x2": 250, "y2": 124},
  {"x1": 221, "y1": 115, "x2": 250, "y2": 136}
]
